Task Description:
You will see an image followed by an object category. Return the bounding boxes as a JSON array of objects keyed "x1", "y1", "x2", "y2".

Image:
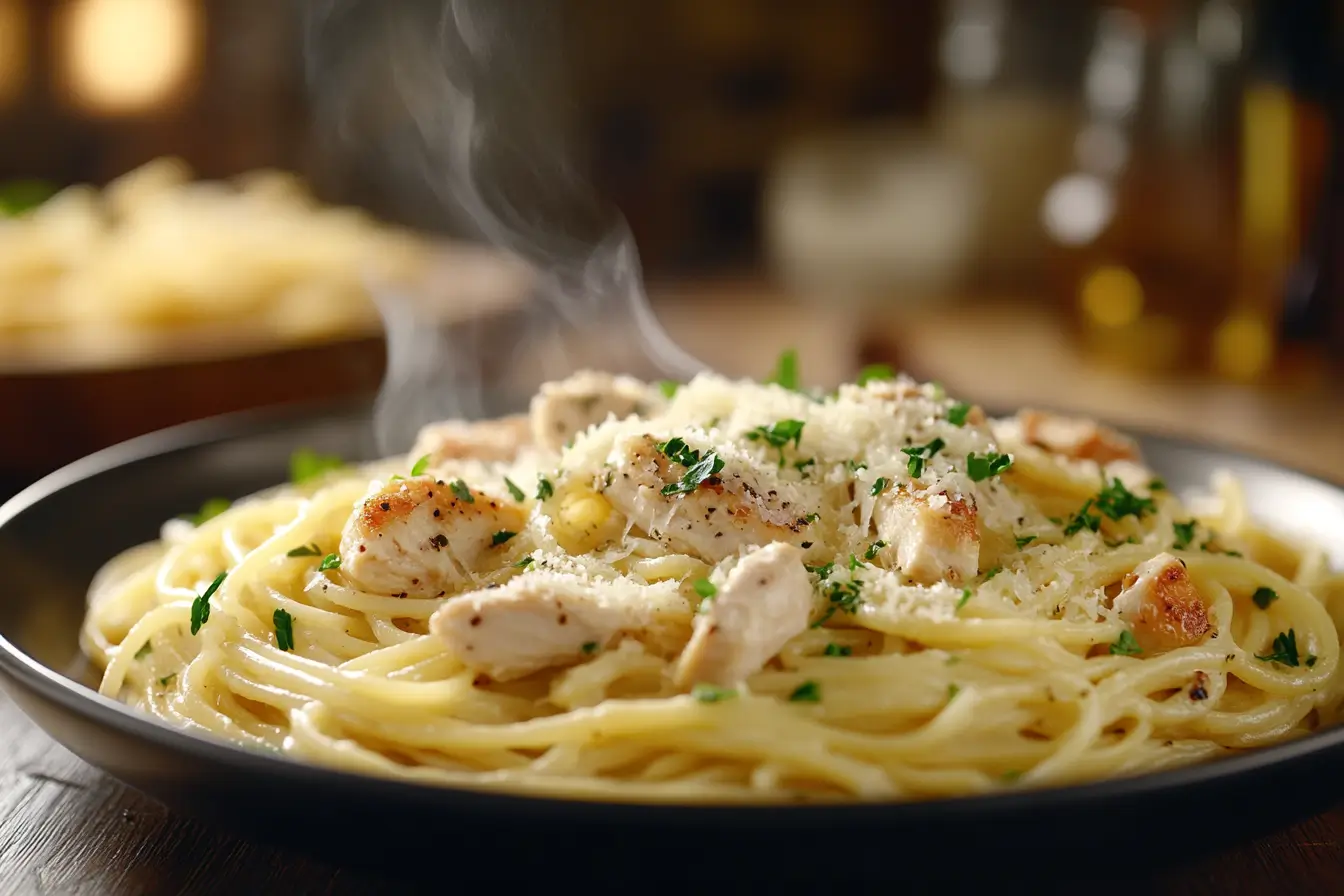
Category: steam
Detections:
[{"x1": 300, "y1": 0, "x2": 703, "y2": 454}]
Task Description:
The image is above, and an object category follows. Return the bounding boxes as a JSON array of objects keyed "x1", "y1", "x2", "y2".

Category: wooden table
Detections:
[{"x1": 3, "y1": 283, "x2": 1344, "y2": 893}]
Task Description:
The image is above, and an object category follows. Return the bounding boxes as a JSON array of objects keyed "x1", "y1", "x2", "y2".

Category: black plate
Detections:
[{"x1": 2, "y1": 400, "x2": 1344, "y2": 886}]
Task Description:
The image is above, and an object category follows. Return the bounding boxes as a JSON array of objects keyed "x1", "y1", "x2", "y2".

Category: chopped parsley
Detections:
[
  {"x1": 966, "y1": 451, "x2": 1013, "y2": 482},
  {"x1": 514, "y1": 555, "x2": 535, "y2": 569},
  {"x1": 845, "y1": 460, "x2": 868, "y2": 473},
  {"x1": 1001, "y1": 770, "x2": 1023, "y2": 783},
  {"x1": 856, "y1": 363, "x2": 895, "y2": 386},
  {"x1": 693, "y1": 578, "x2": 717, "y2": 599},
  {"x1": 746, "y1": 419, "x2": 806, "y2": 466},
  {"x1": 491, "y1": 530, "x2": 517, "y2": 546},
  {"x1": 581, "y1": 641, "x2": 599, "y2": 655},
  {"x1": 410, "y1": 454, "x2": 431, "y2": 477},
  {"x1": 1256, "y1": 629, "x2": 1302, "y2": 667},
  {"x1": 189, "y1": 498, "x2": 232, "y2": 526},
  {"x1": 766, "y1": 349, "x2": 800, "y2": 391},
  {"x1": 870, "y1": 477, "x2": 889, "y2": 497},
  {"x1": 1109, "y1": 630, "x2": 1142, "y2": 656},
  {"x1": 691, "y1": 683, "x2": 737, "y2": 703},
  {"x1": 133, "y1": 641, "x2": 153, "y2": 660},
  {"x1": 273, "y1": 609, "x2": 295, "y2": 651},
  {"x1": 318, "y1": 553, "x2": 341, "y2": 571},
  {"x1": 946, "y1": 402, "x2": 972, "y2": 426},
  {"x1": 789, "y1": 680, "x2": 822, "y2": 702},
  {"x1": 504, "y1": 477, "x2": 527, "y2": 502},
  {"x1": 1063, "y1": 499, "x2": 1102, "y2": 536},
  {"x1": 286, "y1": 543, "x2": 323, "y2": 558},
  {"x1": 864, "y1": 540, "x2": 887, "y2": 562},
  {"x1": 984, "y1": 567, "x2": 1002, "y2": 581},
  {"x1": 793, "y1": 458, "x2": 816, "y2": 474},
  {"x1": 159, "y1": 674, "x2": 176, "y2": 687},
  {"x1": 657, "y1": 441, "x2": 725, "y2": 496},
  {"x1": 806, "y1": 561, "x2": 835, "y2": 578},
  {"x1": 947, "y1": 683, "x2": 960, "y2": 701},
  {"x1": 657, "y1": 380, "x2": 680, "y2": 399},
  {"x1": 1149, "y1": 478, "x2": 1167, "y2": 492},
  {"x1": 902, "y1": 438, "x2": 946, "y2": 479},
  {"x1": 1094, "y1": 478, "x2": 1155, "y2": 521},
  {"x1": 1173, "y1": 520, "x2": 1198, "y2": 551},
  {"x1": 449, "y1": 479, "x2": 474, "y2": 503},
  {"x1": 289, "y1": 448, "x2": 344, "y2": 484},
  {"x1": 813, "y1": 577, "x2": 864, "y2": 627},
  {"x1": 1015, "y1": 535, "x2": 1038, "y2": 549},
  {"x1": 536, "y1": 476, "x2": 554, "y2": 501},
  {"x1": 955, "y1": 588, "x2": 972, "y2": 612},
  {"x1": 1251, "y1": 587, "x2": 1279, "y2": 610},
  {"x1": 190, "y1": 572, "x2": 226, "y2": 636},
  {"x1": 804, "y1": 512, "x2": 820, "y2": 524},
  {"x1": 824, "y1": 643, "x2": 852, "y2": 657}
]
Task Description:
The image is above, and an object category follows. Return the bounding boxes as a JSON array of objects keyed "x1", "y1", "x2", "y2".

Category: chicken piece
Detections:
[
  {"x1": 873, "y1": 488, "x2": 980, "y2": 585},
  {"x1": 530, "y1": 370, "x2": 658, "y2": 452},
  {"x1": 429, "y1": 573, "x2": 690, "y2": 681},
  {"x1": 601, "y1": 434, "x2": 817, "y2": 565},
  {"x1": 339, "y1": 477, "x2": 526, "y2": 598},
  {"x1": 674, "y1": 543, "x2": 814, "y2": 689},
  {"x1": 1112, "y1": 553, "x2": 1211, "y2": 654},
  {"x1": 409, "y1": 415, "x2": 532, "y2": 467},
  {"x1": 1018, "y1": 409, "x2": 1140, "y2": 465}
]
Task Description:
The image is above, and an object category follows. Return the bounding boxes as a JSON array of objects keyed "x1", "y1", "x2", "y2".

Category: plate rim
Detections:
[{"x1": 3, "y1": 398, "x2": 1344, "y2": 825}]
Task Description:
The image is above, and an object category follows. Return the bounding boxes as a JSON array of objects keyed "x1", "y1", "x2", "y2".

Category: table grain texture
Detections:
[{"x1": 3, "y1": 287, "x2": 1344, "y2": 894}]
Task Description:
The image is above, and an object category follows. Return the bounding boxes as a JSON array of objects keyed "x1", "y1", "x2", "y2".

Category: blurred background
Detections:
[{"x1": 0, "y1": 0, "x2": 1340, "y2": 492}]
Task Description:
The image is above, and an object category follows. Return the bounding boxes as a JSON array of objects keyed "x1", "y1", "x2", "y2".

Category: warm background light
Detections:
[
  {"x1": 57, "y1": 0, "x2": 199, "y2": 115},
  {"x1": 0, "y1": 0, "x2": 28, "y2": 107}
]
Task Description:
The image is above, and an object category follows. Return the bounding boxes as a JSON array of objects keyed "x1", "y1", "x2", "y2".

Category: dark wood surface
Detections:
[{"x1": 2, "y1": 684, "x2": 1344, "y2": 895}]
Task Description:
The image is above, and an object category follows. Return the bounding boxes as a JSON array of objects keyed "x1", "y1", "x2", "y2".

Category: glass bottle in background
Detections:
[{"x1": 1045, "y1": 0, "x2": 1247, "y2": 375}]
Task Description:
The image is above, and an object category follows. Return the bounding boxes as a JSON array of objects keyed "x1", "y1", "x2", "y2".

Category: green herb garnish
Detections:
[
  {"x1": 864, "y1": 540, "x2": 887, "y2": 562},
  {"x1": 286, "y1": 543, "x2": 323, "y2": 558},
  {"x1": 824, "y1": 643, "x2": 852, "y2": 657},
  {"x1": 984, "y1": 567, "x2": 1002, "y2": 581},
  {"x1": 449, "y1": 479, "x2": 474, "y2": 503},
  {"x1": 947, "y1": 683, "x2": 960, "y2": 701},
  {"x1": 515, "y1": 555, "x2": 535, "y2": 569},
  {"x1": 661, "y1": 450, "x2": 725, "y2": 496},
  {"x1": 870, "y1": 477, "x2": 889, "y2": 497},
  {"x1": 955, "y1": 588, "x2": 972, "y2": 612},
  {"x1": 318, "y1": 553, "x2": 341, "y2": 571},
  {"x1": 273, "y1": 609, "x2": 295, "y2": 651},
  {"x1": 789, "y1": 680, "x2": 822, "y2": 702},
  {"x1": 1109, "y1": 630, "x2": 1142, "y2": 656},
  {"x1": 657, "y1": 380, "x2": 680, "y2": 399},
  {"x1": 491, "y1": 530, "x2": 517, "y2": 546},
  {"x1": 189, "y1": 498, "x2": 232, "y2": 526},
  {"x1": 856, "y1": 364, "x2": 895, "y2": 386},
  {"x1": 289, "y1": 448, "x2": 344, "y2": 484},
  {"x1": 693, "y1": 579, "x2": 717, "y2": 599},
  {"x1": 1251, "y1": 587, "x2": 1279, "y2": 610},
  {"x1": 504, "y1": 477, "x2": 526, "y2": 502},
  {"x1": 581, "y1": 641, "x2": 599, "y2": 655},
  {"x1": 1095, "y1": 477, "x2": 1155, "y2": 521},
  {"x1": 766, "y1": 349, "x2": 800, "y2": 391},
  {"x1": 746, "y1": 419, "x2": 806, "y2": 466},
  {"x1": 947, "y1": 402, "x2": 972, "y2": 426},
  {"x1": 902, "y1": 438, "x2": 946, "y2": 479},
  {"x1": 1063, "y1": 499, "x2": 1101, "y2": 536},
  {"x1": 1173, "y1": 520, "x2": 1198, "y2": 550},
  {"x1": 536, "y1": 476, "x2": 554, "y2": 501},
  {"x1": 691, "y1": 683, "x2": 737, "y2": 703},
  {"x1": 190, "y1": 572, "x2": 226, "y2": 636},
  {"x1": 966, "y1": 451, "x2": 1013, "y2": 482},
  {"x1": 133, "y1": 642, "x2": 153, "y2": 660},
  {"x1": 1015, "y1": 535, "x2": 1037, "y2": 549},
  {"x1": 1256, "y1": 629, "x2": 1302, "y2": 667},
  {"x1": 410, "y1": 454, "x2": 431, "y2": 477}
]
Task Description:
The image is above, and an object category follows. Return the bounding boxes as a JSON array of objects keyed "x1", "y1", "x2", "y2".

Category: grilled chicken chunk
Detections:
[
  {"x1": 673, "y1": 543, "x2": 813, "y2": 689},
  {"x1": 339, "y1": 477, "x2": 526, "y2": 598},
  {"x1": 601, "y1": 434, "x2": 817, "y2": 565},
  {"x1": 1112, "y1": 553, "x2": 1211, "y2": 654},
  {"x1": 1018, "y1": 409, "x2": 1140, "y2": 465},
  {"x1": 530, "y1": 370, "x2": 659, "y2": 452},
  {"x1": 873, "y1": 488, "x2": 980, "y2": 585},
  {"x1": 409, "y1": 415, "x2": 532, "y2": 467},
  {"x1": 430, "y1": 573, "x2": 690, "y2": 681}
]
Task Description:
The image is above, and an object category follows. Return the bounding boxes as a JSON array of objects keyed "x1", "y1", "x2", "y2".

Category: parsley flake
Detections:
[
  {"x1": 946, "y1": 402, "x2": 972, "y2": 426},
  {"x1": 189, "y1": 498, "x2": 231, "y2": 526},
  {"x1": 1256, "y1": 629, "x2": 1302, "y2": 666},
  {"x1": 947, "y1": 683, "x2": 960, "y2": 701},
  {"x1": 766, "y1": 349, "x2": 800, "y2": 391},
  {"x1": 1015, "y1": 535, "x2": 1037, "y2": 549},
  {"x1": 450, "y1": 479, "x2": 474, "y2": 503},
  {"x1": 966, "y1": 451, "x2": 1013, "y2": 482},
  {"x1": 746, "y1": 419, "x2": 806, "y2": 466},
  {"x1": 1063, "y1": 499, "x2": 1102, "y2": 536},
  {"x1": 410, "y1": 454, "x2": 431, "y2": 477},
  {"x1": 813, "y1": 577, "x2": 864, "y2": 627},
  {"x1": 661, "y1": 449, "x2": 725, "y2": 496},
  {"x1": 491, "y1": 530, "x2": 516, "y2": 546},
  {"x1": 657, "y1": 380, "x2": 680, "y2": 399},
  {"x1": 806, "y1": 561, "x2": 835, "y2": 578},
  {"x1": 856, "y1": 363, "x2": 895, "y2": 386},
  {"x1": 581, "y1": 641, "x2": 599, "y2": 655},
  {"x1": 693, "y1": 579, "x2": 717, "y2": 599},
  {"x1": 289, "y1": 448, "x2": 344, "y2": 484},
  {"x1": 159, "y1": 674, "x2": 176, "y2": 687},
  {"x1": 824, "y1": 643, "x2": 852, "y2": 657},
  {"x1": 190, "y1": 572, "x2": 226, "y2": 635},
  {"x1": 273, "y1": 609, "x2": 295, "y2": 651},
  {"x1": 955, "y1": 588, "x2": 972, "y2": 612},
  {"x1": 902, "y1": 438, "x2": 946, "y2": 479},
  {"x1": 1149, "y1": 478, "x2": 1167, "y2": 492},
  {"x1": 133, "y1": 641, "x2": 153, "y2": 660},
  {"x1": 691, "y1": 683, "x2": 737, "y2": 703},
  {"x1": 789, "y1": 680, "x2": 822, "y2": 702},
  {"x1": 536, "y1": 476, "x2": 554, "y2": 500},
  {"x1": 870, "y1": 477, "x2": 889, "y2": 497},
  {"x1": 286, "y1": 543, "x2": 322, "y2": 558},
  {"x1": 318, "y1": 553, "x2": 341, "y2": 571},
  {"x1": 984, "y1": 567, "x2": 1002, "y2": 581},
  {"x1": 864, "y1": 540, "x2": 887, "y2": 562},
  {"x1": 1173, "y1": 520, "x2": 1198, "y2": 551},
  {"x1": 515, "y1": 555, "x2": 535, "y2": 569},
  {"x1": 1094, "y1": 478, "x2": 1155, "y2": 521},
  {"x1": 1109, "y1": 630, "x2": 1143, "y2": 656},
  {"x1": 1251, "y1": 587, "x2": 1279, "y2": 610},
  {"x1": 504, "y1": 477, "x2": 526, "y2": 502}
]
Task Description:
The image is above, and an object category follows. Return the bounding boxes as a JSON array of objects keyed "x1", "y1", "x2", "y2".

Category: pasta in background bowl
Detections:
[{"x1": 79, "y1": 362, "x2": 1344, "y2": 803}]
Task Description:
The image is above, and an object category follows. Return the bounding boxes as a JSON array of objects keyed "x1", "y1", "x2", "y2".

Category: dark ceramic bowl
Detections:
[{"x1": 2, "y1": 401, "x2": 1343, "y2": 885}]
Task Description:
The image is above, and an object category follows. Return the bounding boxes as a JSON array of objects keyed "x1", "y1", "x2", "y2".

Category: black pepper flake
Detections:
[
  {"x1": 433, "y1": 509, "x2": 441, "y2": 517},
  {"x1": 801, "y1": 541, "x2": 813, "y2": 549},
  {"x1": 470, "y1": 616, "x2": 482, "y2": 627},
  {"x1": 379, "y1": 502, "x2": 391, "y2": 511}
]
